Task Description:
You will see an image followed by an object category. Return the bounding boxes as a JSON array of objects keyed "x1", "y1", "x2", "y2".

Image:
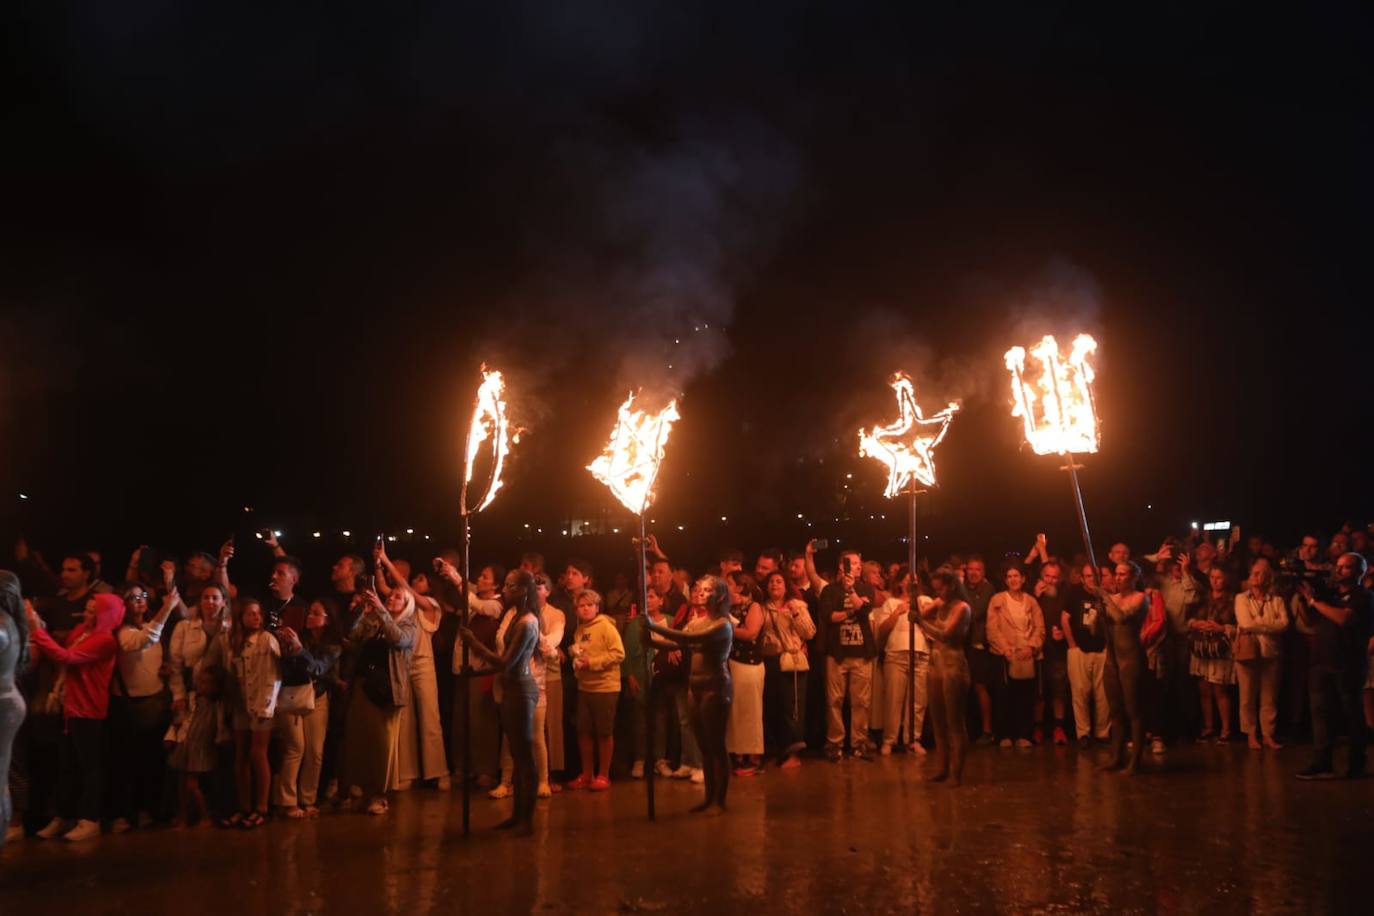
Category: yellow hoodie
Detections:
[{"x1": 572, "y1": 614, "x2": 625, "y2": 694}]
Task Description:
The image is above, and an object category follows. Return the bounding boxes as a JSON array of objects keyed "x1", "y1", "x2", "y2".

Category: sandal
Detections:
[
  {"x1": 217, "y1": 811, "x2": 246, "y2": 829},
  {"x1": 239, "y1": 811, "x2": 266, "y2": 830}
]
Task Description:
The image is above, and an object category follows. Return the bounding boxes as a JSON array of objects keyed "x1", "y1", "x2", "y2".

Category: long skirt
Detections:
[
  {"x1": 725, "y1": 660, "x2": 765, "y2": 755},
  {"x1": 395, "y1": 652, "x2": 448, "y2": 786},
  {"x1": 342, "y1": 693, "x2": 402, "y2": 797}
]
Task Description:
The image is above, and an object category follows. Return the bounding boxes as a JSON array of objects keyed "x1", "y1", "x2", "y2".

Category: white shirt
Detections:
[
  {"x1": 874, "y1": 596, "x2": 930, "y2": 656},
  {"x1": 115, "y1": 621, "x2": 167, "y2": 698}
]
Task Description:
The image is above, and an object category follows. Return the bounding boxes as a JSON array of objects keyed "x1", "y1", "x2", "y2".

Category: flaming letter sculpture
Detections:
[
  {"x1": 858, "y1": 372, "x2": 958, "y2": 747},
  {"x1": 587, "y1": 391, "x2": 680, "y2": 821},
  {"x1": 1003, "y1": 334, "x2": 1102, "y2": 570},
  {"x1": 457, "y1": 365, "x2": 518, "y2": 835}
]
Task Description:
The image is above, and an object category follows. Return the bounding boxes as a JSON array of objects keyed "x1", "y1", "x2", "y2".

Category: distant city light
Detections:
[
  {"x1": 312, "y1": 531, "x2": 321, "y2": 538},
  {"x1": 342, "y1": 530, "x2": 352, "y2": 537}
]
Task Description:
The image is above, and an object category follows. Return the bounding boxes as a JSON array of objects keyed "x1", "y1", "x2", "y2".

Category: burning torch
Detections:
[
  {"x1": 1004, "y1": 334, "x2": 1101, "y2": 573},
  {"x1": 458, "y1": 366, "x2": 517, "y2": 835},
  {"x1": 587, "y1": 391, "x2": 680, "y2": 821},
  {"x1": 859, "y1": 371, "x2": 958, "y2": 752}
]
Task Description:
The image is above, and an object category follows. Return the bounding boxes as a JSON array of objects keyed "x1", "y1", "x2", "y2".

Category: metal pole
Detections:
[
  {"x1": 640, "y1": 512, "x2": 655, "y2": 821},
  {"x1": 459, "y1": 511, "x2": 472, "y2": 836},
  {"x1": 1062, "y1": 452, "x2": 1099, "y2": 574},
  {"x1": 907, "y1": 484, "x2": 917, "y2": 752}
]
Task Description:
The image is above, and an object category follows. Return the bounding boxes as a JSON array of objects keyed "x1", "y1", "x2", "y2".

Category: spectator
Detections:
[
  {"x1": 820, "y1": 550, "x2": 877, "y2": 761},
  {"x1": 271, "y1": 598, "x2": 342, "y2": 818},
  {"x1": 963, "y1": 556, "x2": 998, "y2": 744},
  {"x1": 761, "y1": 570, "x2": 814, "y2": 768},
  {"x1": 987, "y1": 565, "x2": 1044, "y2": 748},
  {"x1": 918, "y1": 569, "x2": 971, "y2": 786},
  {"x1": 342, "y1": 587, "x2": 417, "y2": 813},
  {"x1": 264, "y1": 556, "x2": 308, "y2": 634},
  {"x1": 1189, "y1": 567, "x2": 1236, "y2": 743},
  {"x1": 873, "y1": 566, "x2": 928, "y2": 756},
  {"x1": 1234, "y1": 558, "x2": 1288, "y2": 750},
  {"x1": 1033, "y1": 558, "x2": 1070, "y2": 746},
  {"x1": 1156, "y1": 544, "x2": 1201, "y2": 744},
  {"x1": 567, "y1": 589, "x2": 624, "y2": 791},
  {"x1": 377, "y1": 546, "x2": 447, "y2": 792},
  {"x1": 534, "y1": 573, "x2": 565, "y2": 793},
  {"x1": 753, "y1": 548, "x2": 784, "y2": 583},
  {"x1": 616, "y1": 576, "x2": 651, "y2": 780},
  {"x1": 27, "y1": 593, "x2": 126, "y2": 841},
  {"x1": 1063, "y1": 564, "x2": 1110, "y2": 748},
  {"x1": 446, "y1": 561, "x2": 504, "y2": 788},
  {"x1": 206, "y1": 598, "x2": 281, "y2": 829},
  {"x1": 725, "y1": 572, "x2": 765, "y2": 776},
  {"x1": 1295, "y1": 553, "x2": 1372, "y2": 779},
  {"x1": 1099, "y1": 561, "x2": 1148, "y2": 774},
  {"x1": 107, "y1": 568, "x2": 178, "y2": 832},
  {"x1": 1, "y1": 572, "x2": 28, "y2": 847},
  {"x1": 35, "y1": 554, "x2": 98, "y2": 639}
]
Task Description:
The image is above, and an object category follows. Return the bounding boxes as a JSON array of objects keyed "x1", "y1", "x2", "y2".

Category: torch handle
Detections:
[{"x1": 1064, "y1": 453, "x2": 1099, "y2": 575}]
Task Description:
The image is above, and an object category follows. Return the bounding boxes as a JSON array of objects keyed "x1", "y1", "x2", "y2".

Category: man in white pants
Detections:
[{"x1": 1063, "y1": 565, "x2": 1111, "y2": 747}]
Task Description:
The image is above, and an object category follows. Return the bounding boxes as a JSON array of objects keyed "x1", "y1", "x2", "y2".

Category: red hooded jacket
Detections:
[{"x1": 29, "y1": 592, "x2": 125, "y2": 722}]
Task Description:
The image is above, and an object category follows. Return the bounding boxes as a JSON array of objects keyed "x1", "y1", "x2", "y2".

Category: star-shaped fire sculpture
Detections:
[{"x1": 858, "y1": 372, "x2": 960, "y2": 498}]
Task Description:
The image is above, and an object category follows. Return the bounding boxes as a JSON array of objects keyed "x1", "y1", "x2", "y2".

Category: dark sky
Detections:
[{"x1": 2, "y1": 3, "x2": 1371, "y2": 570}]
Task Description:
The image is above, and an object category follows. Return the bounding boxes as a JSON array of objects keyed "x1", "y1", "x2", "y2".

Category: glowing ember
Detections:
[
  {"x1": 587, "y1": 392, "x2": 681, "y2": 516},
  {"x1": 858, "y1": 373, "x2": 959, "y2": 498},
  {"x1": 463, "y1": 366, "x2": 517, "y2": 514},
  {"x1": 1004, "y1": 334, "x2": 1100, "y2": 456}
]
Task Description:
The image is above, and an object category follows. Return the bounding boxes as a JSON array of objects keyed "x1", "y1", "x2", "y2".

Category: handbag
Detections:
[
  {"x1": 759, "y1": 609, "x2": 784, "y2": 658},
  {"x1": 358, "y1": 635, "x2": 397, "y2": 707},
  {"x1": 277, "y1": 683, "x2": 316, "y2": 715}
]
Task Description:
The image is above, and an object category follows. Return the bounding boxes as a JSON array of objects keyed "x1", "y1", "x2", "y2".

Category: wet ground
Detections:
[{"x1": 3, "y1": 743, "x2": 1371, "y2": 914}]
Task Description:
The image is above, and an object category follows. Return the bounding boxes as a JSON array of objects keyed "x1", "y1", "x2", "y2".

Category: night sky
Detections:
[{"x1": 2, "y1": 4, "x2": 1371, "y2": 573}]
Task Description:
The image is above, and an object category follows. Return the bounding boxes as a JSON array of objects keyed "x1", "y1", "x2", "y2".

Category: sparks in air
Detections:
[
  {"x1": 587, "y1": 392, "x2": 681, "y2": 515},
  {"x1": 858, "y1": 373, "x2": 959, "y2": 498},
  {"x1": 463, "y1": 366, "x2": 518, "y2": 514},
  {"x1": 1004, "y1": 334, "x2": 1100, "y2": 456}
]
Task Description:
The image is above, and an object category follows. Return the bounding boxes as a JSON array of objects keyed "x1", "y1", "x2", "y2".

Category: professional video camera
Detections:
[{"x1": 1277, "y1": 557, "x2": 1335, "y2": 601}]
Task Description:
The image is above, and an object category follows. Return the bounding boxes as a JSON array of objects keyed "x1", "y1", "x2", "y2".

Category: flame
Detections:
[
  {"x1": 587, "y1": 392, "x2": 681, "y2": 516},
  {"x1": 858, "y1": 373, "x2": 959, "y2": 497},
  {"x1": 463, "y1": 366, "x2": 517, "y2": 514},
  {"x1": 1003, "y1": 334, "x2": 1100, "y2": 456}
]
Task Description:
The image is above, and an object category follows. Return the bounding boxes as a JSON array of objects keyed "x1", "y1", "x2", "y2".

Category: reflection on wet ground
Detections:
[{"x1": 3, "y1": 744, "x2": 1370, "y2": 913}]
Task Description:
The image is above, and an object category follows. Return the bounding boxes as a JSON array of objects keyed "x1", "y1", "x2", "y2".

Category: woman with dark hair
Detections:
[
  {"x1": 918, "y1": 570, "x2": 971, "y2": 786},
  {"x1": 461, "y1": 570, "x2": 542, "y2": 835},
  {"x1": 645, "y1": 576, "x2": 734, "y2": 814},
  {"x1": 725, "y1": 571, "x2": 765, "y2": 776},
  {"x1": 108, "y1": 565, "x2": 179, "y2": 832},
  {"x1": 761, "y1": 570, "x2": 815, "y2": 769},
  {"x1": 27, "y1": 592, "x2": 126, "y2": 841},
  {"x1": 987, "y1": 565, "x2": 1044, "y2": 748},
  {"x1": 272, "y1": 596, "x2": 343, "y2": 818},
  {"x1": 1190, "y1": 567, "x2": 1236, "y2": 743},
  {"x1": 1, "y1": 572, "x2": 29, "y2": 847},
  {"x1": 341, "y1": 586, "x2": 416, "y2": 816},
  {"x1": 1099, "y1": 561, "x2": 1148, "y2": 774}
]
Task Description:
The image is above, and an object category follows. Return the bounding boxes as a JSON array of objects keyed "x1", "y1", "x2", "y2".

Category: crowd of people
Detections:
[{"x1": 1, "y1": 521, "x2": 1371, "y2": 844}]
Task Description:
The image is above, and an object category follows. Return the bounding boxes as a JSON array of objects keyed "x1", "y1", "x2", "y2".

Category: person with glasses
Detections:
[
  {"x1": 108, "y1": 565, "x2": 179, "y2": 832},
  {"x1": 1295, "y1": 552, "x2": 1373, "y2": 779}
]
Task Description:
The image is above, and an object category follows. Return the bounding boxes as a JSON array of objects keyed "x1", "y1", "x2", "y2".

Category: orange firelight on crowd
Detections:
[
  {"x1": 462, "y1": 366, "x2": 518, "y2": 515},
  {"x1": 1003, "y1": 334, "x2": 1100, "y2": 456},
  {"x1": 858, "y1": 372, "x2": 959, "y2": 498},
  {"x1": 588, "y1": 391, "x2": 681, "y2": 516}
]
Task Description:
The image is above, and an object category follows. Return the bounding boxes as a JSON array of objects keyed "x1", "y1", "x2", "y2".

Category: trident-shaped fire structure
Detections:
[
  {"x1": 1004, "y1": 334, "x2": 1102, "y2": 571},
  {"x1": 587, "y1": 391, "x2": 680, "y2": 821},
  {"x1": 457, "y1": 365, "x2": 518, "y2": 835},
  {"x1": 859, "y1": 372, "x2": 958, "y2": 750}
]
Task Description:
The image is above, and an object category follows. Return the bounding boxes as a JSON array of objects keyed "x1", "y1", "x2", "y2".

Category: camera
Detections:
[{"x1": 1277, "y1": 558, "x2": 1335, "y2": 601}]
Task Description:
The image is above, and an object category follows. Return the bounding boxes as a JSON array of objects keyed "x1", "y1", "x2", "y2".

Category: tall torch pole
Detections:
[
  {"x1": 458, "y1": 504, "x2": 472, "y2": 836},
  {"x1": 907, "y1": 482, "x2": 918, "y2": 752},
  {"x1": 640, "y1": 511, "x2": 655, "y2": 821},
  {"x1": 1063, "y1": 454, "x2": 1099, "y2": 575}
]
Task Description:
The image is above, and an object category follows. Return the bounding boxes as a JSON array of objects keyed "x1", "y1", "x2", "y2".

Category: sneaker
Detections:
[
  {"x1": 487, "y1": 783, "x2": 513, "y2": 799},
  {"x1": 588, "y1": 776, "x2": 611, "y2": 792},
  {"x1": 851, "y1": 744, "x2": 872, "y2": 761},
  {"x1": 63, "y1": 819, "x2": 100, "y2": 842},
  {"x1": 1015, "y1": 738, "x2": 1033, "y2": 749},
  {"x1": 689, "y1": 768, "x2": 705, "y2": 784},
  {"x1": 999, "y1": 738, "x2": 1013, "y2": 749},
  {"x1": 1296, "y1": 765, "x2": 1338, "y2": 781},
  {"x1": 1053, "y1": 727, "x2": 1068, "y2": 746},
  {"x1": 536, "y1": 783, "x2": 553, "y2": 798},
  {"x1": 564, "y1": 774, "x2": 590, "y2": 791},
  {"x1": 880, "y1": 743, "x2": 893, "y2": 756},
  {"x1": 669, "y1": 765, "x2": 693, "y2": 780},
  {"x1": 1150, "y1": 737, "x2": 1166, "y2": 756},
  {"x1": 654, "y1": 759, "x2": 676, "y2": 778},
  {"x1": 631, "y1": 760, "x2": 645, "y2": 779},
  {"x1": 110, "y1": 817, "x2": 134, "y2": 835},
  {"x1": 35, "y1": 817, "x2": 69, "y2": 840}
]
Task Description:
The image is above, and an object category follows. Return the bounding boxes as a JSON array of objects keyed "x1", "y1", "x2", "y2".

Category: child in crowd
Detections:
[
  {"x1": 168, "y1": 666, "x2": 229, "y2": 827},
  {"x1": 567, "y1": 590, "x2": 624, "y2": 791}
]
